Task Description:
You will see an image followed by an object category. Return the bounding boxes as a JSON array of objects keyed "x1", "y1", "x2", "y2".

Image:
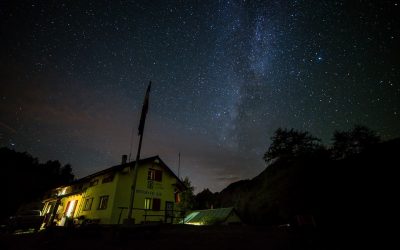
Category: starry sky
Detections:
[{"x1": 1, "y1": 0, "x2": 399, "y2": 192}]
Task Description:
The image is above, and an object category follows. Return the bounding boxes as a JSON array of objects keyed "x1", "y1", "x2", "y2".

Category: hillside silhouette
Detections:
[{"x1": 195, "y1": 126, "x2": 397, "y2": 241}]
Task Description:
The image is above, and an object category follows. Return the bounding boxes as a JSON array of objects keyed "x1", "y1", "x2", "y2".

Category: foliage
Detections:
[
  {"x1": 263, "y1": 128, "x2": 322, "y2": 164},
  {"x1": 217, "y1": 125, "x2": 394, "y2": 232},
  {"x1": 176, "y1": 176, "x2": 195, "y2": 213},
  {"x1": 331, "y1": 125, "x2": 381, "y2": 159},
  {"x1": 194, "y1": 188, "x2": 217, "y2": 210},
  {"x1": 0, "y1": 147, "x2": 74, "y2": 220}
]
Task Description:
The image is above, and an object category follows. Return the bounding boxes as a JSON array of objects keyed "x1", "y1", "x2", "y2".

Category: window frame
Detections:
[
  {"x1": 148, "y1": 168, "x2": 162, "y2": 182},
  {"x1": 148, "y1": 169, "x2": 155, "y2": 180},
  {"x1": 155, "y1": 170, "x2": 162, "y2": 182},
  {"x1": 102, "y1": 174, "x2": 114, "y2": 184},
  {"x1": 83, "y1": 197, "x2": 94, "y2": 211},
  {"x1": 89, "y1": 179, "x2": 99, "y2": 187},
  {"x1": 144, "y1": 198, "x2": 152, "y2": 210},
  {"x1": 152, "y1": 198, "x2": 161, "y2": 211},
  {"x1": 98, "y1": 195, "x2": 109, "y2": 210}
]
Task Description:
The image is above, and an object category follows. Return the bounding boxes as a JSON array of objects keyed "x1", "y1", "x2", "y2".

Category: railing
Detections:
[{"x1": 117, "y1": 207, "x2": 186, "y2": 224}]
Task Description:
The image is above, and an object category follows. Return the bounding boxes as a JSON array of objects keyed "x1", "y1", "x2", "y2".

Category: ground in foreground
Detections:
[{"x1": 0, "y1": 224, "x2": 345, "y2": 250}]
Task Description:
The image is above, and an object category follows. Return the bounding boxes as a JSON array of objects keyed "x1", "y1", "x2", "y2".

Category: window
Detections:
[
  {"x1": 155, "y1": 170, "x2": 162, "y2": 182},
  {"x1": 83, "y1": 198, "x2": 93, "y2": 211},
  {"x1": 102, "y1": 174, "x2": 114, "y2": 183},
  {"x1": 148, "y1": 169, "x2": 162, "y2": 182},
  {"x1": 44, "y1": 202, "x2": 53, "y2": 214},
  {"x1": 144, "y1": 198, "x2": 160, "y2": 210},
  {"x1": 147, "y1": 180, "x2": 154, "y2": 189},
  {"x1": 144, "y1": 198, "x2": 151, "y2": 210},
  {"x1": 98, "y1": 195, "x2": 109, "y2": 210},
  {"x1": 152, "y1": 198, "x2": 161, "y2": 211},
  {"x1": 89, "y1": 179, "x2": 98, "y2": 187},
  {"x1": 65, "y1": 200, "x2": 78, "y2": 217},
  {"x1": 175, "y1": 192, "x2": 181, "y2": 203},
  {"x1": 148, "y1": 169, "x2": 155, "y2": 180}
]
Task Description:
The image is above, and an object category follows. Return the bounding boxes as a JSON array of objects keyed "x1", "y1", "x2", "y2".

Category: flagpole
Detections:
[
  {"x1": 127, "y1": 120, "x2": 135, "y2": 162},
  {"x1": 126, "y1": 130, "x2": 143, "y2": 220},
  {"x1": 178, "y1": 152, "x2": 181, "y2": 179},
  {"x1": 126, "y1": 81, "x2": 151, "y2": 222}
]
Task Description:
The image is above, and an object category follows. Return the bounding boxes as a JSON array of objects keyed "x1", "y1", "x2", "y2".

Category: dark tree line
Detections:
[
  {"x1": 0, "y1": 147, "x2": 74, "y2": 221},
  {"x1": 264, "y1": 125, "x2": 380, "y2": 163},
  {"x1": 190, "y1": 125, "x2": 397, "y2": 240}
]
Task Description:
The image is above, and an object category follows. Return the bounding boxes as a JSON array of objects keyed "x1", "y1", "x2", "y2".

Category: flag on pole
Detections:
[{"x1": 138, "y1": 81, "x2": 151, "y2": 135}]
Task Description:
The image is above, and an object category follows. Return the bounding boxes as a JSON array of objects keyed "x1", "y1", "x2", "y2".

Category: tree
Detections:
[
  {"x1": 176, "y1": 177, "x2": 195, "y2": 213},
  {"x1": 0, "y1": 147, "x2": 75, "y2": 220},
  {"x1": 263, "y1": 128, "x2": 322, "y2": 164},
  {"x1": 331, "y1": 125, "x2": 380, "y2": 159},
  {"x1": 60, "y1": 164, "x2": 74, "y2": 183},
  {"x1": 194, "y1": 188, "x2": 216, "y2": 209}
]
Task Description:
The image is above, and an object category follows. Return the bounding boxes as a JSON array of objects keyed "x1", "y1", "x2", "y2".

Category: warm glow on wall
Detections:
[
  {"x1": 58, "y1": 187, "x2": 67, "y2": 196},
  {"x1": 66, "y1": 200, "x2": 76, "y2": 217}
]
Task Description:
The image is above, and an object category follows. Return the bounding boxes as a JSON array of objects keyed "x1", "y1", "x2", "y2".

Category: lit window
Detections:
[
  {"x1": 144, "y1": 198, "x2": 151, "y2": 210},
  {"x1": 58, "y1": 187, "x2": 68, "y2": 196},
  {"x1": 98, "y1": 195, "x2": 109, "y2": 210},
  {"x1": 83, "y1": 198, "x2": 93, "y2": 211},
  {"x1": 65, "y1": 200, "x2": 77, "y2": 217},
  {"x1": 43, "y1": 202, "x2": 53, "y2": 215}
]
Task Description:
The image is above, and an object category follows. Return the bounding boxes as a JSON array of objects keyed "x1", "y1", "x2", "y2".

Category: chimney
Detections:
[{"x1": 121, "y1": 155, "x2": 127, "y2": 164}]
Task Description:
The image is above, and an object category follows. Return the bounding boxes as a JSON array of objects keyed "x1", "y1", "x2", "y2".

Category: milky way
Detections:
[{"x1": 1, "y1": 1, "x2": 399, "y2": 192}]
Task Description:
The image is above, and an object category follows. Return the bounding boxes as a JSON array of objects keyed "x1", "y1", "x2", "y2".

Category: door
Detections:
[{"x1": 165, "y1": 201, "x2": 174, "y2": 224}]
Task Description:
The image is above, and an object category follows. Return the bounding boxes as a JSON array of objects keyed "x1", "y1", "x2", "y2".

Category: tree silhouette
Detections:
[
  {"x1": 60, "y1": 164, "x2": 74, "y2": 183},
  {"x1": 0, "y1": 147, "x2": 74, "y2": 220},
  {"x1": 331, "y1": 125, "x2": 380, "y2": 159},
  {"x1": 263, "y1": 128, "x2": 322, "y2": 164},
  {"x1": 176, "y1": 176, "x2": 195, "y2": 213},
  {"x1": 194, "y1": 188, "x2": 217, "y2": 209}
]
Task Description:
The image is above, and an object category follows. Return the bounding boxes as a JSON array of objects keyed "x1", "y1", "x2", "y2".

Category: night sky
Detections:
[{"x1": 1, "y1": 1, "x2": 399, "y2": 192}]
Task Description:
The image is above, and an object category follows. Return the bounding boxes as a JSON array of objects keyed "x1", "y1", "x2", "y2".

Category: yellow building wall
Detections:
[
  {"x1": 110, "y1": 165, "x2": 133, "y2": 224},
  {"x1": 53, "y1": 194, "x2": 83, "y2": 226},
  {"x1": 61, "y1": 194, "x2": 82, "y2": 217},
  {"x1": 76, "y1": 174, "x2": 119, "y2": 224},
  {"x1": 43, "y1": 158, "x2": 181, "y2": 226},
  {"x1": 112, "y1": 160, "x2": 180, "y2": 224}
]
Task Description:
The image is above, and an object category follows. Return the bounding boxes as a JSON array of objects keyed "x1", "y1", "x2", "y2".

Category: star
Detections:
[{"x1": 0, "y1": 0, "x2": 398, "y2": 192}]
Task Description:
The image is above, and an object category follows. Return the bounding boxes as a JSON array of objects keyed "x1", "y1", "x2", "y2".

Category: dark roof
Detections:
[
  {"x1": 73, "y1": 156, "x2": 186, "y2": 190},
  {"x1": 183, "y1": 207, "x2": 239, "y2": 224}
]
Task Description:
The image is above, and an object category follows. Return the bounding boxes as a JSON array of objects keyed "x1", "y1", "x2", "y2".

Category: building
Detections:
[
  {"x1": 41, "y1": 156, "x2": 185, "y2": 227},
  {"x1": 183, "y1": 207, "x2": 242, "y2": 225}
]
